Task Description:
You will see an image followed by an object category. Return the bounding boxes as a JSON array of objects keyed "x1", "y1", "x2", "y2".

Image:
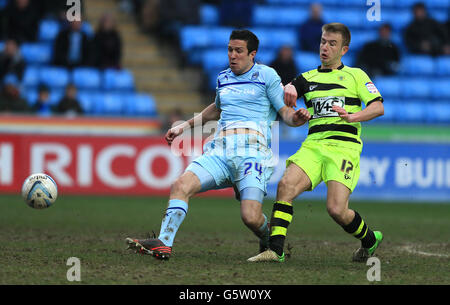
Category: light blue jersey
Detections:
[
  {"x1": 186, "y1": 62, "x2": 286, "y2": 200},
  {"x1": 214, "y1": 63, "x2": 285, "y2": 145}
]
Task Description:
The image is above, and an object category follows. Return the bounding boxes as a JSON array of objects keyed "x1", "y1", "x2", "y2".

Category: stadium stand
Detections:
[{"x1": 179, "y1": 0, "x2": 450, "y2": 125}]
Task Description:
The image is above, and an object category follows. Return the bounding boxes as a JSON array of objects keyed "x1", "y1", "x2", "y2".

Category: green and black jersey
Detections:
[{"x1": 291, "y1": 63, "x2": 383, "y2": 151}]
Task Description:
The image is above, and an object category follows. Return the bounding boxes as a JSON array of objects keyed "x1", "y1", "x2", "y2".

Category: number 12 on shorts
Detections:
[
  {"x1": 340, "y1": 159, "x2": 353, "y2": 174},
  {"x1": 244, "y1": 162, "x2": 263, "y2": 176}
]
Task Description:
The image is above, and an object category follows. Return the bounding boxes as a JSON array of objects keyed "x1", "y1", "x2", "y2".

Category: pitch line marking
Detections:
[{"x1": 400, "y1": 245, "x2": 450, "y2": 258}]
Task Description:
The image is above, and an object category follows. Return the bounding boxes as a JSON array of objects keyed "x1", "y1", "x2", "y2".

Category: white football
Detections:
[{"x1": 21, "y1": 173, "x2": 58, "y2": 209}]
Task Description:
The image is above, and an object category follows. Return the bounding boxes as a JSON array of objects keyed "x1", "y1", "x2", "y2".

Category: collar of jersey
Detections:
[
  {"x1": 231, "y1": 62, "x2": 256, "y2": 78},
  {"x1": 317, "y1": 63, "x2": 344, "y2": 73}
]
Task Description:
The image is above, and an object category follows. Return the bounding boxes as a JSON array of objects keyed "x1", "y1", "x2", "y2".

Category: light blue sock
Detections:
[
  {"x1": 158, "y1": 199, "x2": 188, "y2": 247},
  {"x1": 259, "y1": 214, "x2": 270, "y2": 247}
]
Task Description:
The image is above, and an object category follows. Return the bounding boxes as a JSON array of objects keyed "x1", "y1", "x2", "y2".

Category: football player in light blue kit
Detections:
[{"x1": 126, "y1": 30, "x2": 310, "y2": 260}]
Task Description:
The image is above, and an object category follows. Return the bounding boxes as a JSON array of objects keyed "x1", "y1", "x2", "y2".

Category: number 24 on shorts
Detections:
[{"x1": 244, "y1": 162, "x2": 263, "y2": 176}]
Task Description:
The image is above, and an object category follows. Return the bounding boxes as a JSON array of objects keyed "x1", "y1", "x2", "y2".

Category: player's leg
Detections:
[
  {"x1": 239, "y1": 188, "x2": 269, "y2": 252},
  {"x1": 323, "y1": 145, "x2": 382, "y2": 262},
  {"x1": 126, "y1": 161, "x2": 219, "y2": 259},
  {"x1": 268, "y1": 163, "x2": 312, "y2": 257}
]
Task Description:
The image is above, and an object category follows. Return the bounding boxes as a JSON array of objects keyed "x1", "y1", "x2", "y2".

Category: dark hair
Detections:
[
  {"x1": 229, "y1": 29, "x2": 259, "y2": 53},
  {"x1": 322, "y1": 23, "x2": 351, "y2": 47}
]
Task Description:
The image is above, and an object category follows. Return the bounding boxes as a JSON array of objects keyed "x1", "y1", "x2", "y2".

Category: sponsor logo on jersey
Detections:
[
  {"x1": 311, "y1": 96, "x2": 345, "y2": 119},
  {"x1": 365, "y1": 82, "x2": 379, "y2": 94}
]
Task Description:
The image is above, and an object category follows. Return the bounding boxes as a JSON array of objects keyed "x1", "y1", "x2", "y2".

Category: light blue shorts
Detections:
[{"x1": 185, "y1": 134, "x2": 274, "y2": 202}]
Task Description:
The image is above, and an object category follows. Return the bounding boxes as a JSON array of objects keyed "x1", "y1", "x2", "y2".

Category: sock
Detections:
[
  {"x1": 158, "y1": 199, "x2": 188, "y2": 247},
  {"x1": 258, "y1": 214, "x2": 270, "y2": 249},
  {"x1": 342, "y1": 211, "x2": 376, "y2": 249},
  {"x1": 269, "y1": 201, "x2": 293, "y2": 256}
]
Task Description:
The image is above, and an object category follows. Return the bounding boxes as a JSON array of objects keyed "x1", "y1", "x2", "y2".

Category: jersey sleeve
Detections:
[
  {"x1": 355, "y1": 69, "x2": 383, "y2": 106},
  {"x1": 265, "y1": 68, "x2": 285, "y2": 112}
]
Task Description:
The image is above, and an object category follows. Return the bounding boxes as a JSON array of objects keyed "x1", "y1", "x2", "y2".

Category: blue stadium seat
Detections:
[
  {"x1": 382, "y1": 9, "x2": 412, "y2": 30},
  {"x1": 124, "y1": 93, "x2": 158, "y2": 117},
  {"x1": 426, "y1": 102, "x2": 450, "y2": 123},
  {"x1": 209, "y1": 27, "x2": 234, "y2": 48},
  {"x1": 179, "y1": 26, "x2": 211, "y2": 51},
  {"x1": 93, "y1": 93, "x2": 124, "y2": 115},
  {"x1": 397, "y1": 101, "x2": 426, "y2": 122},
  {"x1": 39, "y1": 67, "x2": 70, "y2": 88},
  {"x1": 251, "y1": 28, "x2": 298, "y2": 50},
  {"x1": 77, "y1": 91, "x2": 100, "y2": 114},
  {"x1": 72, "y1": 68, "x2": 102, "y2": 90},
  {"x1": 200, "y1": 4, "x2": 219, "y2": 25},
  {"x1": 295, "y1": 52, "x2": 320, "y2": 72},
  {"x1": 201, "y1": 49, "x2": 228, "y2": 72},
  {"x1": 0, "y1": 41, "x2": 4, "y2": 51},
  {"x1": 401, "y1": 78, "x2": 431, "y2": 99},
  {"x1": 22, "y1": 88, "x2": 38, "y2": 106},
  {"x1": 255, "y1": 49, "x2": 276, "y2": 65},
  {"x1": 349, "y1": 30, "x2": 378, "y2": 51},
  {"x1": 374, "y1": 77, "x2": 402, "y2": 98},
  {"x1": 436, "y1": 57, "x2": 450, "y2": 76},
  {"x1": 22, "y1": 66, "x2": 41, "y2": 87},
  {"x1": 401, "y1": 55, "x2": 435, "y2": 76},
  {"x1": 38, "y1": 19, "x2": 60, "y2": 41},
  {"x1": 20, "y1": 43, "x2": 53, "y2": 65},
  {"x1": 323, "y1": 8, "x2": 366, "y2": 29},
  {"x1": 251, "y1": 6, "x2": 309, "y2": 27},
  {"x1": 103, "y1": 69, "x2": 134, "y2": 91},
  {"x1": 431, "y1": 79, "x2": 450, "y2": 99}
]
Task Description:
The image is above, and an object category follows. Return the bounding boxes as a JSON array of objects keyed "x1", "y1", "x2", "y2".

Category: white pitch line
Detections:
[{"x1": 401, "y1": 245, "x2": 450, "y2": 258}]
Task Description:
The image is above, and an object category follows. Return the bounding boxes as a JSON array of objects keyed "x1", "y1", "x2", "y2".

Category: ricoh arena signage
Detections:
[{"x1": 0, "y1": 133, "x2": 449, "y2": 202}]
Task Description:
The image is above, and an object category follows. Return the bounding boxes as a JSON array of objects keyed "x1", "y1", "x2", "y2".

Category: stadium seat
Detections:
[
  {"x1": 401, "y1": 55, "x2": 435, "y2": 76},
  {"x1": 349, "y1": 30, "x2": 378, "y2": 51},
  {"x1": 397, "y1": 101, "x2": 426, "y2": 122},
  {"x1": 251, "y1": 6, "x2": 309, "y2": 27},
  {"x1": 20, "y1": 43, "x2": 53, "y2": 65},
  {"x1": 323, "y1": 8, "x2": 366, "y2": 29},
  {"x1": 72, "y1": 68, "x2": 102, "y2": 90},
  {"x1": 93, "y1": 93, "x2": 124, "y2": 115},
  {"x1": 39, "y1": 66, "x2": 70, "y2": 88},
  {"x1": 179, "y1": 26, "x2": 211, "y2": 51},
  {"x1": 382, "y1": 9, "x2": 412, "y2": 30},
  {"x1": 124, "y1": 93, "x2": 158, "y2": 117},
  {"x1": 431, "y1": 79, "x2": 450, "y2": 99},
  {"x1": 402, "y1": 78, "x2": 433, "y2": 99},
  {"x1": 103, "y1": 69, "x2": 134, "y2": 91},
  {"x1": 209, "y1": 27, "x2": 234, "y2": 48},
  {"x1": 254, "y1": 49, "x2": 276, "y2": 65},
  {"x1": 38, "y1": 19, "x2": 60, "y2": 41},
  {"x1": 374, "y1": 77, "x2": 402, "y2": 98},
  {"x1": 201, "y1": 49, "x2": 228, "y2": 72},
  {"x1": 295, "y1": 52, "x2": 320, "y2": 72},
  {"x1": 436, "y1": 57, "x2": 450, "y2": 76},
  {"x1": 426, "y1": 102, "x2": 450, "y2": 123},
  {"x1": 77, "y1": 91, "x2": 100, "y2": 114},
  {"x1": 200, "y1": 4, "x2": 219, "y2": 25},
  {"x1": 0, "y1": 41, "x2": 4, "y2": 51},
  {"x1": 22, "y1": 66, "x2": 41, "y2": 87}
]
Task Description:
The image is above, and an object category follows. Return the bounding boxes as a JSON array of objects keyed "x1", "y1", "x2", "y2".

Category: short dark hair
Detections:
[
  {"x1": 322, "y1": 23, "x2": 351, "y2": 47},
  {"x1": 229, "y1": 29, "x2": 259, "y2": 53}
]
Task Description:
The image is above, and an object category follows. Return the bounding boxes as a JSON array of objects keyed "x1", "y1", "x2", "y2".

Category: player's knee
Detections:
[
  {"x1": 326, "y1": 202, "x2": 346, "y2": 224},
  {"x1": 170, "y1": 176, "x2": 195, "y2": 198},
  {"x1": 277, "y1": 177, "x2": 296, "y2": 200},
  {"x1": 241, "y1": 211, "x2": 260, "y2": 229}
]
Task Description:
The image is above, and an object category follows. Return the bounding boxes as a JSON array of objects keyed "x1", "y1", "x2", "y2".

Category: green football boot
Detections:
[{"x1": 352, "y1": 231, "x2": 383, "y2": 262}]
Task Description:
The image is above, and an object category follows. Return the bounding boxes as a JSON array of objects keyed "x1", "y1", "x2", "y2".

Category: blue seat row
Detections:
[
  {"x1": 22, "y1": 66, "x2": 135, "y2": 91},
  {"x1": 378, "y1": 99, "x2": 450, "y2": 123},
  {"x1": 38, "y1": 19, "x2": 94, "y2": 42},
  {"x1": 374, "y1": 76, "x2": 450, "y2": 99},
  {"x1": 21, "y1": 89, "x2": 157, "y2": 117},
  {"x1": 264, "y1": 0, "x2": 449, "y2": 9}
]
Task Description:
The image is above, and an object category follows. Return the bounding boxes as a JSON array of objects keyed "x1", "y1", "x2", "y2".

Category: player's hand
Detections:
[
  {"x1": 292, "y1": 108, "x2": 311, "y2": 126},
  {"x1": 165, "y1": 125, "x2": 184, "y2": 145},
  {"x1": 332, "y1": 105, "x2": 354, "y2": 123},
  {"x1": 284, "y1": 83, "x2": 298, "y2": 108}
]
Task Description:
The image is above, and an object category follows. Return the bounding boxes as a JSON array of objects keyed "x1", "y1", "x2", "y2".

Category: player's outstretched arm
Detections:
[
  {"x1": 278, "y1": 106, "x2": 311, "y2": 127},
  {"x1": 284, "y1": 83, "x2": 298, "y2": 108},
  {"x1": 332, "y1": 100, "x2": 384, "y2": 123},
  {"x1": 165, "y1": 102, "x2": 221, "y2": 145}
]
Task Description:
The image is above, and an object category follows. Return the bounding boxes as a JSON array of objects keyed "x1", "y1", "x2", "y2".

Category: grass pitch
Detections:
[{"x1": 0, "y1": 194, "x2": 449, "y2": 285}]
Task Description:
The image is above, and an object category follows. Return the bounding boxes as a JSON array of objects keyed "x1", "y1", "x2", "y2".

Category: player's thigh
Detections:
[
  {"x1": 322, "y1": 145, "x2": 361, "y2": 193},
  {"x1": 170, "y1": 170, "x2": 203, "y2": 199},
  {"x1": 285, "y1": 143, "x2": 322, "y2": 192},
  {"x1": 277, "y1": 162, "x2": 313, "y2": 202}
]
